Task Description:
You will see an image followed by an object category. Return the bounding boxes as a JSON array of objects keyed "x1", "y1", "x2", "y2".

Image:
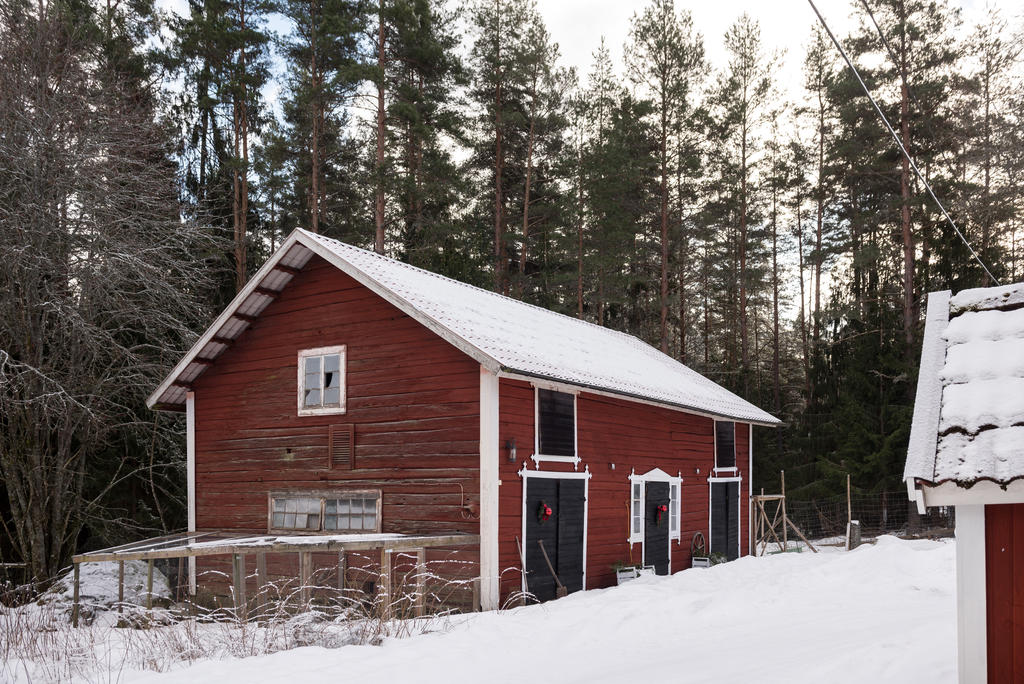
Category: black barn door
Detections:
[
  {"x1": 710, "y1": 481, "x2": 740, "y2": 561},
  {"x1": 525, "y1": 478, "x2": 586, "y2": 601},
  {"x1": 644, "y1": 482, "x2": 670, "y2": 575}
]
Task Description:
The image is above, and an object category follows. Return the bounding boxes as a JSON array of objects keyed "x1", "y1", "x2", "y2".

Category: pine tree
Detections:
[
  {"x1": 277, "y1": 0, "x2": 363, "y2": 238},
  {"x1": 705, "y1": 13, "x2": 774, "y2": 395},
  {"x1": 625, "y1": 0, "x2": 704, "y2": 353},
  {"x1": 385, "y1": 0, "x2": 470, "y2": 273}
]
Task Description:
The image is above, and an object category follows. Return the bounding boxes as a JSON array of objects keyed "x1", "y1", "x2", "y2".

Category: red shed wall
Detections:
[
  {"x1": 191, "y1": 255, "x2": 481, "y2": 540},
  {"x1": 497, "y1": 378, "x2": 751, "y2": 600},
  {"x1": 985, "y1": 502, "x2": 1024, "y2": 681}
]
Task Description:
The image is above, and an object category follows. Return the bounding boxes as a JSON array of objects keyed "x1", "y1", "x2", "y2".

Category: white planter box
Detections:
[
  {"x1": 616, "y1": 565, "x2": 658, "y2": 584},
  {"x1": 691, "y1": 556, "x2": 711, "y2": 568}
]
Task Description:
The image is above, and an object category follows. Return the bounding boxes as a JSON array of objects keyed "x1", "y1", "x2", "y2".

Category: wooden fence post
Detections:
[
  {"x1": 299, "y1": 552, "x2": 312, "y2": 609},
  {"x1": 118, "y1": 560, "x2": 124, "y2": 615},
  {"x1": 379, "y1": 548, "x2": 391, "y2": 619},
  {"x1": 232, "y1": 553, "x2": 247, "y2": 621},
  {"x1": 146, "y1": 559, "x2": 154, "y2": 612},
  {"x1": 414, "y1": 548, "x2": 426, "y2": 618},
  {"x1": 72, "y1": 563, "x2": 81, "y2": 627},
  {"x1": 255, "y1": 552, "x2": 267, "y2": 619},
  {"x1": 337, "y1": 553, "x2": 347, "y2": 592},
  {"x1": 781, "y1": 471, "x2": 788, "y2": 549}
]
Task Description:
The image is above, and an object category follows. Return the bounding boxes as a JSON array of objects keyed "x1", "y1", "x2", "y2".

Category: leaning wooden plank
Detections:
[{"x1": 786, "y1": 517, "x2": 818, "y2": 553}]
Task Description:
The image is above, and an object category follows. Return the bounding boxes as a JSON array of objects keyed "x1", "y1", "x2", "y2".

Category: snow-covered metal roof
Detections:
[
  {"x1": 149, "y1": 229, "x2": 779, "y2": 425},
  {"x1": 905, "y1": 283, "x2": 1024, "y2": 490}
]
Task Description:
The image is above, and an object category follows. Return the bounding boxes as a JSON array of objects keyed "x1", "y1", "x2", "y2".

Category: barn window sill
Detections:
[{"x1": 530, "y1": 453, "x2": 581, "y2": 469}]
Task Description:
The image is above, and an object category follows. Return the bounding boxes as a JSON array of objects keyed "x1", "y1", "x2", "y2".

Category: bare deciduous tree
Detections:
[{"x1": 0, "y1": 0, "x2": 220, "y2": 581}]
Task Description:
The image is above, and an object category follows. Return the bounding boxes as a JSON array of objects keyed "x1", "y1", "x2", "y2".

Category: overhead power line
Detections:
[{"x1": 805, "y1": 0, "x2": 1000, "y2": 286}]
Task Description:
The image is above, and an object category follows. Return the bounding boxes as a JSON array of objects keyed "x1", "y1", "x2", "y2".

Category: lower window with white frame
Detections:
[{"x1": 269, "y1": 490, "x2": 381, "y2": 534}]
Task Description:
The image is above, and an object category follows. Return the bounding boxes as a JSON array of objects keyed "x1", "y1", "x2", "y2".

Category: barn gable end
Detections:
[{"x1": 190, "y1": 254, "x2": 482, "y2": 537}]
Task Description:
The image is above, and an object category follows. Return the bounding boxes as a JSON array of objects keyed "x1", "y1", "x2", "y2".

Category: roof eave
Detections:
[
  {"x1": 146, "y1": 230, "x2": 310, "y2": 410},
  {"x1": 147, "y1": 229, "x2": 505, "y2": 410},
  {"x1": 497, "y1": 368, "x2": 782, "y2": 427},
  {"x1": 902, "y1": 290, "x2": 951, "y2": 484}
]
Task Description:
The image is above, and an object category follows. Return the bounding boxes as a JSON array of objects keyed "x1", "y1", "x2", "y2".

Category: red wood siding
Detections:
[
  {"x1": 985, "y1": 503, "x2": 1024, "y2": 681},
  {"x1": 191, "y1": 255, "x2": 481, "y2": 541},
  {"x1": 497, "y1": 378, "x2": 751, "y2": 601}
]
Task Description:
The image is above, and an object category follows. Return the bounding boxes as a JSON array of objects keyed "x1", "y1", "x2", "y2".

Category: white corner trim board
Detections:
[
  {"x1": 185, "y1": 391, "x2": 197, "y2": 594},
  {"x1": 748, "y1": 423, "x2": 753, "y2": 556},
  {"x1": 955, "y1": 504, "x2": 986, "y2": 684},
  {"x1": 479, "y1": 367, "x2": 500, "y2": 611}
]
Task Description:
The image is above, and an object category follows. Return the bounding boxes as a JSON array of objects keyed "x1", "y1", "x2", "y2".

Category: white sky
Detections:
[{"x1": 537, "y1": 0, "x2": 1010, "y2": 97}]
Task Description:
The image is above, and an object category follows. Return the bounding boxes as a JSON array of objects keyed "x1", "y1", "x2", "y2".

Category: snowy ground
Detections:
[{"x1": 2, "y1": 536, "x2": 955, "y2": 684}]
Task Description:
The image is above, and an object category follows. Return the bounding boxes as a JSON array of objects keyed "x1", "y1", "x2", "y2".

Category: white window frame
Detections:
[
  {"x1": 268, "y1": 489, "x2": 381, "y2": 535},
  {"x1": 627, "y1": 468, "x2": 683, "y2": 545},
  {"x1": 531, "y1": 385, "x2": 581, "y2": 469},
  {"x1": 713, "y1": 420, "x2": 737, "y2": 474},
  {"x1": 297, "y1": 345, "x2": 347, "y2": 416}
]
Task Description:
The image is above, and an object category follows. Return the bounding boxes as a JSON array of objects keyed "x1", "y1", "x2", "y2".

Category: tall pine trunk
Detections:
[
  {"x1": 309, "y1": 1, "x2": 321, "y2": 233},
  {"x1": 739, "y1": 101, "x2": 749, "y2": 393},
  {"x1": 658, "y1": 104, "x2": 669, "y2": 353},
  {"x1": 374, "y1": 0, "x2": 386, "y2": 254},
  {"x1": 814, "y1": 88, "x2": 824, "y2": 345},
  {"x1": 492, "y1": 0, "x2": 505, "y2": 292},
  {"x1": 898, "y1": 0, "x2": 915, "y2": 358},
  {"x1": 518, "y1": 62, "x2": 538, "y2": 299},
  {"x1": 231, "y1": 0, "x2": 249, "y2": 292}
]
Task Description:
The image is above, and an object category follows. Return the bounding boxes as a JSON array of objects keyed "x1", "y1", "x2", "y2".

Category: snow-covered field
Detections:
[{"x1": 2, "y1": 536, "x2": 955, "y2": 684}]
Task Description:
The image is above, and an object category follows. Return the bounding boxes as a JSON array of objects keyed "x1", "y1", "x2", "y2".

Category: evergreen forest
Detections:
[{"x1": 2, "y1": 0, "x2": 1023, "y2": 580}]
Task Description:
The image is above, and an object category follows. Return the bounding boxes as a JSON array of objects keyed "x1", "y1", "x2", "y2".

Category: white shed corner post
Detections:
[
  {"x1": 186, "y1": 391, "x2": 197, "y2": 595},
  {"x1": 478, "y1": 366, "x2": 500, "y2": 611},
  {"x1": 955, "y1": 504, "x2": 987, "y2": 684}
]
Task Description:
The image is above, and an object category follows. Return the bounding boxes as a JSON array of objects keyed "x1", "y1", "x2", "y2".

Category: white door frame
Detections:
[
  {"x1": 708, "y1": 475, "x2": 743, "y2": 560},
  {"x1": 518, "y1": 465, "x2": 592, "y2": 596},
  {"x1": 628, "y1": 468, "x2": 682, "y2": 572}
]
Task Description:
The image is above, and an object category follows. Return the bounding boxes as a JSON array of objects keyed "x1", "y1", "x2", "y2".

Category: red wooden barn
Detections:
[
  {"x1": 148, "y1": 229, "x2": 779, "y2": 609},
  {"x1": 905, "y1": 283, "x2": 1024, "y2": 683}
]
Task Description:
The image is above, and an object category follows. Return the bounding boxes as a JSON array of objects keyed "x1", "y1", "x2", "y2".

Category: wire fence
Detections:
[{"x1": 785, "y1": 491, "x2": 954, "y2": 541}]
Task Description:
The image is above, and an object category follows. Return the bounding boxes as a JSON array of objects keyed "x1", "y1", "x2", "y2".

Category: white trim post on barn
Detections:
[
  {"x1": 748, "y1": 423, "x2": 753, "y2": 556},
  {"x1": 955, "y1": 504, "x2": 987, "y2": 684},
  {"x1": 186, "y1": 391, "x2": 197, "y2": 594},
  {"x1": 479, "y1": 366, "x2": 500, "y2": 611}
]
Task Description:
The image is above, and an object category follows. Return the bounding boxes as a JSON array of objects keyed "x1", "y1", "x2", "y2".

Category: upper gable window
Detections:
[
  {"x1": 715, "y1": 420, "x2": 736, "y2": 469},
  {"x1": 298, "y1": 346, "x2": 346, "y2": 416},
  {"x1": 537, "y1": 388, "x2": 576, "y2": 458}
]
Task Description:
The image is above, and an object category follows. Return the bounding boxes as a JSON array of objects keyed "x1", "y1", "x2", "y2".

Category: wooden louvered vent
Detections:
[{"x1": 328, "y1": 424, "x2": 354, "y2": 470}]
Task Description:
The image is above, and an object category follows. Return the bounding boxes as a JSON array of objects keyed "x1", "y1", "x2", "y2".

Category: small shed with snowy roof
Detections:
[
  {"x1": 905, "y1": 282, "x2": 1024, "y2": 683},
  {"x1": 151, "y1": 229, "x2": 778, "y2": 610}
]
